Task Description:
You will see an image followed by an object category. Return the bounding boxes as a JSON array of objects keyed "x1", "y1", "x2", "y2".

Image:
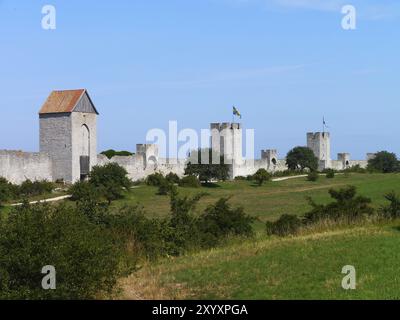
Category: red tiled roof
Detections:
[{"x1": 39, "y1": 89, "x2": 86, "y2": 114}]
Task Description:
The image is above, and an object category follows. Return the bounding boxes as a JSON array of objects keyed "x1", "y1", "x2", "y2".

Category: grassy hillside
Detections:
[
  {"x1": 120, "y1": 222, "x2": 400, "y2": 300},
  {"x1": 113, "y1": 173, "x2": 400, "y2": 231},
  {"x1": 118, "y1": 173, "x2": 400, "y2": 300}
]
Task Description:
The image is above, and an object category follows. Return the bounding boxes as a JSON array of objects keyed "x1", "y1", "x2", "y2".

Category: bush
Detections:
[
  {"x1": 0, "y1": 178, "x2": 13, "y2": 206},
  {"x1": 19, "y1": 180, "x2": 54, "y2": 198},
  {"x1": 379, "y1": 192, "x2": 400, "y2": 219},
  {"x1": 271, "y1": 170, "x2": 298, "y2": 178},
  {"x1": 253, "y1": 169, "x2": 271, "y2": 186},
  {"x1": 307, "y1": 171, "x2": 319, "y2": 182},
  {"x1": 100, "y1": 149, "x2": 134, "y2": 159},
  {"x1": 89, "y1": 163, "x2": 132, "y2": 204},
  {"x1": 367, "y1": 151, "x2": 399, "y2": 173},
  {"x1": 246, "y1": 175, "x2": 254, "y2": 181},
  {"x1": 266, "y1": 214, "x2": 302, "y2": 237},
  {"x1": 110, "y1": 205, "x2": 166, "y2": 261},
  {"x1": 0, "y1": 202, "x2": 123, "y2": 299},
  {"x1": 234, "y1": 176, "x2": 247, "y2": 181},
  {"x1": 145, "y1": 173, "x2": 165, "y2": 187},
  {"x1": 325, "y1": 169, "x2": 335, "y2": 179},
  {"x1": 304, "y1": 186, "x2": 374, "y2": 224},
  {"x1": 69, "y1": 180, "x2": 100, "y2": 202},
  {"x1": 343, "y1": 164, "x2": 367, "y2": 174},
  {"x1": 179, "y1": 175, "x2": 201, "y2": 188},
  {"x1": 165, "y1": 172, "x2": 180, "y2": 184},
  {"x1": 165, "y1": 188, "x2": 206, "y2": 255},
  {"x1": 157, "y1": 180, "x2": 176, "y2": 196},
  {"x1": 198, "y1": 198, "x2": 255, "y2": 247}
]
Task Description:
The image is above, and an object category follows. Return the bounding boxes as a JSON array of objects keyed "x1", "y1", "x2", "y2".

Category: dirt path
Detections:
[{"x1": 10, "y1": 195, "x2": 72, "y2": 207}]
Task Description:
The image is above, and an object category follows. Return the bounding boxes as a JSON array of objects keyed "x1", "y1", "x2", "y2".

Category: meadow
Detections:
[
  {"x1": 113, "y1": 173, "x2": 400, "y2": 231},
  {"x1": 114, "y1": 172, "x2": 400, "y2": 299},
  {"x1": 2, "y1": 172, "x2": 400, "y2": 299}
]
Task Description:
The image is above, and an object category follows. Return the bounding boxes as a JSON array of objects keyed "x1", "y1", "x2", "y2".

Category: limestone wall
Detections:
[
  {"x1": 0, "y1": 150, "x2": 53, "y2": 184},
  {"x1": 327, "y1": 160, "x2": 368, "y2": 171},
  {"x1": 97, "y1": 154, "x2": 186, "y2": 182},
  {"x1": 232, "y1": 159, "x2": 288, "y2": 178}
]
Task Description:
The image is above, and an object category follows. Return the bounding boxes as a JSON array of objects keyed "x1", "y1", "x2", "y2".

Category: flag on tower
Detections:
[{"x1": 233, "y1": 106, "x2": 242, "y2": 119}]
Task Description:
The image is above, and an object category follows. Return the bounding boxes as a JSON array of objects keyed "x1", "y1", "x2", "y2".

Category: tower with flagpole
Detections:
[
  {"x1": 307, "y1": 117, "x2": 331, "y2": 170},
  {"x1": 210, "y1": 106, "x2": 243, "y2": 172}
]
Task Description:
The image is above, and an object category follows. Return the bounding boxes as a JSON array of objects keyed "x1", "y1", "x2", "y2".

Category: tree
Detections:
[
  {"x1": 367, "y1": 151, "x2": 399, "y2": 173},
  {"x1": 89, "y1": 163, "x2": 132, "y2": 204},
  {"x1": 286, "y1": 146, "x2": 319, "y2": 171},
  {"x1": 0, "y1": 178, "x2": 11, "y2": 207},
  {"x1": 100, "y1": 149, "x2": 134, "y2": 159},
  {"x1": 304, "y1": 186, "x2": 374, "y2": 223},
  {"x1": 253, "y1": 168, "x2": 271, "y2": 186},
  {"x1": 185, "y1": 148, "x2": 230, "y2": 183},
  {"x1": 0, "y1": 202, "x2": 123, "y2": 299},
  {"x1": 307, "y1": 171, "x2": 319, "y2": 182}
]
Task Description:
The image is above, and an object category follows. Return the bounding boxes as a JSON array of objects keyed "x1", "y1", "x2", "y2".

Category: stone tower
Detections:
[
  {"x1": 39, "y1": 89, "x2": 98, "y2": 183},
  {"x1": 210, "y1": 123, "x2": 242, "y2": 165},
  {"x1": 338, "y1": 153, "x2": 351, "y2": 169},
  {"x1": 307, "y1": 132, "x2": 331, "y2": 169},
  {"x1": 261, "y1": 149, "x2": 278, "y2": 170}
]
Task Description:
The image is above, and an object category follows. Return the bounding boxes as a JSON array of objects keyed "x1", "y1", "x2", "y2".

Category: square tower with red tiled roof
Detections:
[{"x1": 39, "y1": 89, "x2": 98, "y2": 183}]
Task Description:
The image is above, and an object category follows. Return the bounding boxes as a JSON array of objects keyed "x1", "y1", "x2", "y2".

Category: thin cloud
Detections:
[
  {"x1": 157, "y1": 64, "x2": 307, "y2": 88},
  {"x1": 221, "y1": 0, "x2": 400, "y2": 20}
]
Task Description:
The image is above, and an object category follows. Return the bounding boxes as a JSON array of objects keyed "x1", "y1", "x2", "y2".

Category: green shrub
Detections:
[
  {"x1": 19, "y1": 180, "x2": 54, "y2": 198},
  {"x1": 69, "y1": 180, "x2": 100, "y2": 202},
  {"x1": 246, "y1": 175, "x2": 254, "y2": 181},
  {"x1": 266, "y1": 214, "x2": 302, "y2": 237},
  {"x1": 145, "y1": 173, "x2": 165, "y2": 187},
  {"x1": 367, "y1": 151, "x2": 399, "y2": 173},
  {"x1": 179, "y1": 175, "x2": 201, "y2": 188},
  {"x1": 343, "y1": 164, "x2": 367, "y2": 174},
  {"x1": 165, "y1": 172, "x2": 180, "y2": 184},
  {"x1": 234, "y1": 176, "x2": 247, "y2": 181},
  {"x1": 325, "y1": 169, "x2": 335, "y2": 179},
  {"x1": 100, "y1": 149, "x2": 134, "y2": 159},
  {"x1": 271, "y1": 170, "x2": 298, "y2": 178},
  {"x1": 379, "y1": 192, "x2": 400, "y2": 219},
  {"x1": 198, "y1": 198, "x2": 255, "y2": 247},
  {"x1": 166, "y1": 189, "x2": 205, "y2": 255},
  {"x1": 304, "y1": 186, "x2": 374, "y2": 224},
  {"x1": 307, "y1": 171, "x2": 319, "y2": 182},
  {"x1": 253, "y1": 168, "x2": 271, "y2": 186},
  {"x1": 0, "y1": 178, "x2": 13, "y2": 206},
  {"x1": 89, "y1": 163, "x2": 132, "y2": 204},
  {"x1": 157, "y1": 180, "x2": 176, "y2": 196},
  {"x1": 0, "y1": 202, "x2": 123, "y2": 299},
  {"x1": 110, "y1": 205, "x2": 166, "y2": 261}
]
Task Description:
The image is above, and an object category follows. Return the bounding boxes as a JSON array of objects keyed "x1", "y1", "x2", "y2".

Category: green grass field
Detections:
[
  {"x1": 121, "y1": 222, "x2": 400, "y2": 299},
  {"x1": 117, "y1": 173, "x2": 400, "y2": 300},
  {"x1": 2, "y1": 173, "x2": 400, "y2": 299},
  {"x1": 113, "y1": 173, "x2": 400, "y2": 231}
]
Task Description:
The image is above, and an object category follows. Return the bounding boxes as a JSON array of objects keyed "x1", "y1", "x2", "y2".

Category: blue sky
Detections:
[{"x1": 0, "y1": 0, "x2": 399, "y2": 159}]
